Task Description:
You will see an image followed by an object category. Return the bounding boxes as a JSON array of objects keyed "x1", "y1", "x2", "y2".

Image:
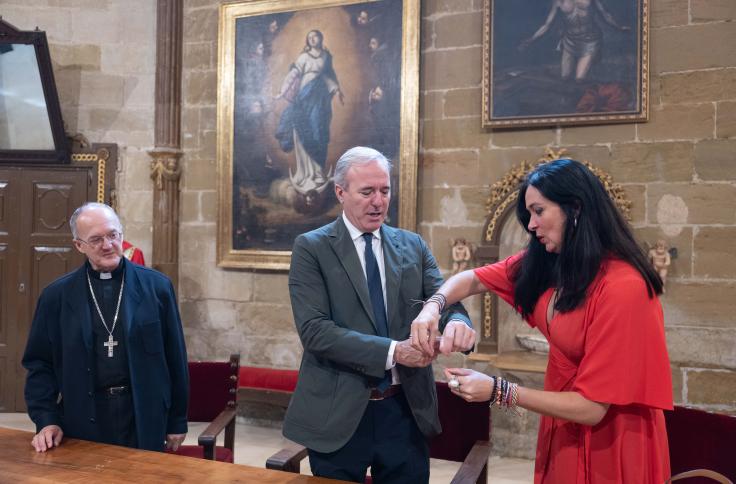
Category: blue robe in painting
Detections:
[{"x1": 275, "y1": 52, "x2": 338, "y2": 169}]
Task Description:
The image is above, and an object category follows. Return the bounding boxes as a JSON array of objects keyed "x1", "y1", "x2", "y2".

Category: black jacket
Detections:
[{"x1": 23, "y1": 261, "x2": 189, "y2": 451}]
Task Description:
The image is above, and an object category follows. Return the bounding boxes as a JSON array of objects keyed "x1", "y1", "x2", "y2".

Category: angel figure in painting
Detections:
[
  {"x1": 518, "y1": 0, "x2": 630, "y2": 82},
  {"x1": 275, "y1": 29, "x2": 344, "y2": 198}
]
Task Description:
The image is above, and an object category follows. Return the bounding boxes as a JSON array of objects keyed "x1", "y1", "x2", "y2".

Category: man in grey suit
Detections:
[{"x1": 285, "y1": 146, "x2": 476, "y2": 483}]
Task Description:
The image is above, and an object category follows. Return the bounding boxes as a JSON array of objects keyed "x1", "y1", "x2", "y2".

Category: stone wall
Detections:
[
  {"x1": 1, "y1": 0, "x2": 157, "y2": 257},
  {"x1": 3, "y1": 0, "x2": 734, "y2": 458}
]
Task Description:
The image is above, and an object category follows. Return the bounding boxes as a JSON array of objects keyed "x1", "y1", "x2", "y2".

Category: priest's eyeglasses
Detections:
[{"x1": 77, "y1": 230, "x2": 123, "y2": 248}]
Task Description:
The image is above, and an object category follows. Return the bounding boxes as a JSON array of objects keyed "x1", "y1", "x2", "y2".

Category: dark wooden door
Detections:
[
  {"x1": 0, "y1": 170, "x2": 21, "y2": 412},
  {"x1": 0, "y1": 166, "x2": 89, "y2": 412}
]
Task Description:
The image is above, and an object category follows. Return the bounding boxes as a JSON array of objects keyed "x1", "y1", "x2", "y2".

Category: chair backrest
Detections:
[
  {"x1": 429, "y1": 381, "x2": 491, "y2": 462},
  {"x1": 238, "y1": 366, "x2": 299, "y2": 392},
  {"x1": 187, "y1": 354, "x2": 240, "y2": 422},
  {"x1": 665, "y1": 405, "x2": 736, "y2": 482}
]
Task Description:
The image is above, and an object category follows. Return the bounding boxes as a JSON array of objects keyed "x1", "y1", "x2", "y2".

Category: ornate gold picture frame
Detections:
[
  {"x1": 217, "y1": 0, "x2": 419, "y2": 269},
  {"x1": 482, "y1": 0, "x2": 649, "y2": 128}
]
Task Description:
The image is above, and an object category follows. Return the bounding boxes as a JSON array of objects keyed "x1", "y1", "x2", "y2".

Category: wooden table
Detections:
[{"x1": 0, "y1": 427, "x2": 344, "y2": 483}]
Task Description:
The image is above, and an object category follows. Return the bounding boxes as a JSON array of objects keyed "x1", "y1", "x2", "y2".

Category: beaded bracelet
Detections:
[
  {"x1": 424, "y1": 293, "x2": 447, "y2": 313},
  {"x1": 496, "y1": 378, "x2": 503, "y2": 407},
  {"x1": 489, "y1": 376, "x2": 498, "y2": 405},
  {"x1": 489, "y1": 376, "x2": 519, "y2": 412}
]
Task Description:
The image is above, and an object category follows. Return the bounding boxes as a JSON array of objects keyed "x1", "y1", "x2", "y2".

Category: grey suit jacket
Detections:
[{"x1": 284, "y1": 217, "x2": 471, "y2": 453}]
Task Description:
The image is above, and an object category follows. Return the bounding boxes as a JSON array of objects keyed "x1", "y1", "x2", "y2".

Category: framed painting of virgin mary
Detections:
[{"x1": 217, "y1": 0, "x2": 419, "y2": 269}]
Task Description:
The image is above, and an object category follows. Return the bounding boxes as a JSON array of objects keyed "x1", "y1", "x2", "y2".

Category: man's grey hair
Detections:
[
  {"x1": 69, "y1": 202, "x2": 123, "y2": 239},
  {"x1": 333, "y1": 146, "x2": 392, "y2": 189}
]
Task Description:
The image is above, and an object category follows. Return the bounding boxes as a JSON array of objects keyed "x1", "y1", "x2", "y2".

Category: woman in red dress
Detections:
[{"x1": 412, "y1": 159, "x2": 672, "y2": 483}]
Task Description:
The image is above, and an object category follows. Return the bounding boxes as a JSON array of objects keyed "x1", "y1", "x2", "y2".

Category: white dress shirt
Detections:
[{"x1": 341, "y1": 213, "x2": 399, "y2": 383}]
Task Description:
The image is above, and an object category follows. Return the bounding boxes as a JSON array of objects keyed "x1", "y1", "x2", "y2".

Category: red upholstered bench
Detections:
[{"x1": 237, "y1": 366, "x2": 298, "y2": 410}]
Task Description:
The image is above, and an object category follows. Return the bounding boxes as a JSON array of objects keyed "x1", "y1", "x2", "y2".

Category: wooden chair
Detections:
[
  {"x1": 665, "y1": 405, "x2": 736, "y2": 483},
  {"x1": 266, "y1": 381, "x2": 492, "y2": 484},
  {"x1": 169, "y1": 354, "x2": 240, "y2": 462}
]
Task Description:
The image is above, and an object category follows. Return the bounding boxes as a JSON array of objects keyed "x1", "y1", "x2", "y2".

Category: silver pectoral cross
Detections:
[{"x1": 104, "y1": 334, "x2": 118, "y2": 357}]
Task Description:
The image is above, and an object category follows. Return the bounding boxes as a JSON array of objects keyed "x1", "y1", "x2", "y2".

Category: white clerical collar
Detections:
[
  {"x1": 87, "y1": 258, "x2": 125, "y2": 281},
  {"x1": 342, "y1": 212, "x2": 381, "y2": 242}
]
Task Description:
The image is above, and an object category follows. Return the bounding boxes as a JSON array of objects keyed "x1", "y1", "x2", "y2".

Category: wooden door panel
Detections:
[
  {"x1": 31, "y1": 178, "x2": 83, "y2": 237},
  {"x1": 0, "y1": 181, "x2": 8, "y2": 236},
  {"x1": 0, "y1": 244, "x2": 11, "y2": 412},
  {"x1": 0, "y1": 169, "x2": 20, "y2": 413},
  {"x1": 0, "y1": 247, "x2": 7, "y2": 344},
  {"x1": 0, "y1": 246, "x2": 8, "y2": 347},
  {"x1": 13, "y1": 168, "x2": 89, "y2": 411},
  {"x1": 0, "y1": 357, "x2": 8, "y2": 412},
  {"x1": 0, "y1": 165, "x2": 94, "y2": 412},
  {"x1": 30, "y1": 247, "x2": 79, "y2": 305},
  {"x1": 0, "y1": 176, "x2": 12, "y2": 366}
]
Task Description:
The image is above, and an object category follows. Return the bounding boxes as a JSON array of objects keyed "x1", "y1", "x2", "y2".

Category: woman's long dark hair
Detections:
[{"x1": 512, "y1": 159, "x2": 663, "y2": 317}]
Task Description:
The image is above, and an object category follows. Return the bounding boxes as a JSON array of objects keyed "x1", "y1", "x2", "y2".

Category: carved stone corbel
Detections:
[{"x1": 150, "y1": 148, "x2": 182, "y2": 190}]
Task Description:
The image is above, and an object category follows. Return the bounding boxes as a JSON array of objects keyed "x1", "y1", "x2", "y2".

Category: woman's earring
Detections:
[{"x1": 574, "y1": 216, "x2": 578, "y2": 228}]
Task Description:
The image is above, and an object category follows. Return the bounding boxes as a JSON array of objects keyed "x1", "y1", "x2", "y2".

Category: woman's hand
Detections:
[
  {"x1": 445, "y1": 368, "x2": 493, "y2": 403},
  {"x1": 410, "y1": 303, "x2": 441, "y2": 357},
  {"x1": 439, "y1": 320, "x2": 476, "y2": 356}
]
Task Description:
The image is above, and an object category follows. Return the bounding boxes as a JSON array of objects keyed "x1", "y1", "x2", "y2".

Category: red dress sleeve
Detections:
[
  {"x1": 473, "y1": 252, "x2": 533, "y2": 325},
  {"x1": 572, "y1": 262, "x2": 673, "y2": 409}
]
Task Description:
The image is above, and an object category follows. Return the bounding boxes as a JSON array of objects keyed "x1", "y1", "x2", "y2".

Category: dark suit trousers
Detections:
[
  {"x1": 94, "y1": 389, "x2": 137, "y2": 448},
  {"x1": 308, "y1": 391, "x2": 429, "y2": 484}
]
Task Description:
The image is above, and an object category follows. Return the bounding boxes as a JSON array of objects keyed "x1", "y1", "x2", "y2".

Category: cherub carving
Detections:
[
  {"x1": 450, "y1": 238, "x2": 474, "y2": 275},
  {"x1": 648, "y1": 239, "x2": 671, "y2": 291}
]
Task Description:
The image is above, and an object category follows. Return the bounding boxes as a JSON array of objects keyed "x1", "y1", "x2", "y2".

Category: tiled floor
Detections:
[{"x1": 0, "y1": 413, "x2": 534, "y2": 483}]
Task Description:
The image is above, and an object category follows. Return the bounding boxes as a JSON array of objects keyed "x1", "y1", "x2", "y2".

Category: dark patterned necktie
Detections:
[{"x1": 362, "y1": 232, "x2": 391, "y2": 391}]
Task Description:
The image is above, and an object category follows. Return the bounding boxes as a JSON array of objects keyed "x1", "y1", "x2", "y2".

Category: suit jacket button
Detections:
[
  {"x1": 89, "y1": 417, "x2": 95, "y2": 423},
  {"x1": 88, "y1": 391, "x2": 93, "y2": 397}
]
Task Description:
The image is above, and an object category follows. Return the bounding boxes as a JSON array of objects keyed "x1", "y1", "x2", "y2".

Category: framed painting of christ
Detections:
[{"x1": 482, "y1": 0, "x2": 649, "y2": 128}]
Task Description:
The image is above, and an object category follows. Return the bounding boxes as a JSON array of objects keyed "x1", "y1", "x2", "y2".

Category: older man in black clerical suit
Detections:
[
  {"x1": 284, "y1": 147, "x2": 476, "y2": 483},
  {"x1": 23, "y1": 203, "x2": 188, "y2": 453}
]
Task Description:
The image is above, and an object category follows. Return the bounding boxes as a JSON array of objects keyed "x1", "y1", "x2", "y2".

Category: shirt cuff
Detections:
[
  {"x1": 446, "y1": 318, "x2": 468, "y2": 328},
  {"x1": 386, "y1": 340, "x2": 397, "y2": 370}
]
